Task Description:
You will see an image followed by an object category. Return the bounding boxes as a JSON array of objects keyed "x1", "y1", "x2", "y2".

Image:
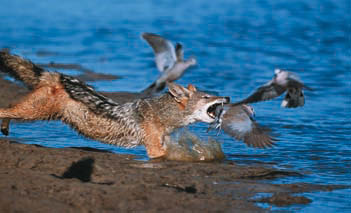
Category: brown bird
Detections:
[
  {"x1": 208, "y1": 104, "x2": 275, "y2": 148},
  {"x1": 233, "y1": 69, "x2": 312, "y2": 108}
]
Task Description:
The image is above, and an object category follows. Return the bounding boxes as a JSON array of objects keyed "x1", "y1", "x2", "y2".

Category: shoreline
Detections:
[
  {"x1": 0, "y1": 69, "x2": 348, "y2": 212},
  {"x1": 1, "y1": 139, "x2": 346, "y2": 212}
]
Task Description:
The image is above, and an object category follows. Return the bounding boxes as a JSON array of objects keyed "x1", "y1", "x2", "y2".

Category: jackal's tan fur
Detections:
[{"x1": 0, "y1": 51, "x2": 228, "y2": 158}]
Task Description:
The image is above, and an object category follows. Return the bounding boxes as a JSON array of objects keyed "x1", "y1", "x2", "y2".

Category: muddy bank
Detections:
[
  {"x1": 39, "y1": 62, "x2": 120, "y2": 82},
  {"x1": 0, "y1": 139, "x2": 346, "y2": 212}
]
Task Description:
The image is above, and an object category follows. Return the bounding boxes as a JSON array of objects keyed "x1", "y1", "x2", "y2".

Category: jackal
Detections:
[{"x1": 0, "y1": 51, "x2": 229, "y2": 158}]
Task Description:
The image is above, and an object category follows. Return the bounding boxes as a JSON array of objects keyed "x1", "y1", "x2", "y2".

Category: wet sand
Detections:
[{"x1": 0, "y1": 75, "x2": 347, "y2": 212}]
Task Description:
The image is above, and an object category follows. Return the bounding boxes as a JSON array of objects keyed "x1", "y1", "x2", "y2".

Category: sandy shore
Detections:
[{"x1": 0, "y1": 74, "x2": 347, "y2": 212}]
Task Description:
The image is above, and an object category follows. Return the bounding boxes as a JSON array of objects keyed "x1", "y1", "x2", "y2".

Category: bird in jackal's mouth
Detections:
[{"x1": 208, "y1": 103, "x2": 275, "y2": 148}]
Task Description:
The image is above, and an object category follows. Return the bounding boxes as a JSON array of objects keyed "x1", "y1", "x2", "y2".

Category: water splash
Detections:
[{"x1": 165, "y1": 128, "x2": 225, "y2": 162}]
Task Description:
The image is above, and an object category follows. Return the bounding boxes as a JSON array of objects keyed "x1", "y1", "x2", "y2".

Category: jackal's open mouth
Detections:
[{"x1": 207, "y1": 103, "x2": 221, "y2": 119}]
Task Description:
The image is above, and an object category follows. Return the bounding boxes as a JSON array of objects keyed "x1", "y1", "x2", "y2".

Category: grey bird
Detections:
[
  {"x1": 141, "y1": 32, "x2": 197, "y2": 95},
  {"x1": 233, "y1": 69, "x2": 312, "y2": 108},
  {"x1": 208, "y1": 104, "x2": 275, "y2": 148}
]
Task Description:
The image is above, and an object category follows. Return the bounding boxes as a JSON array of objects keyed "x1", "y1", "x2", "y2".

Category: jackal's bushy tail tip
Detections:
[{"x1": 0, "y1": 51, "x2": 43, "y2": 89}]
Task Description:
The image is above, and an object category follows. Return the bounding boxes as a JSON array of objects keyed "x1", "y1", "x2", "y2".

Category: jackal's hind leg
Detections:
[
  {"x1": 1, "y1": 118, "x2": 10, "y2": 136},
  {"x1": 1, "y1": 103, "x2": 12, "y2": 136},
  {"x1": 0, "y1": 86, "x2": 64, "y2": 121}
]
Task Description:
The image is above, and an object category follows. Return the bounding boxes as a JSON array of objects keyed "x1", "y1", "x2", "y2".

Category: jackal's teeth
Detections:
[{"x1": 207, "y1": 103, "x2": 221, "y2": 119}]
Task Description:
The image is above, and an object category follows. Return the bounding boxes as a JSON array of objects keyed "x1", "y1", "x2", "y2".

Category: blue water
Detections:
[{"x1": 0, "y1": 0, "x2": 350, "y2": 211}]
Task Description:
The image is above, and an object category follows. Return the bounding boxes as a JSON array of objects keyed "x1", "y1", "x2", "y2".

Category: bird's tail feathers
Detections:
[{"x1": 281, "y1": 88, "x2": 305, "y2": 108}]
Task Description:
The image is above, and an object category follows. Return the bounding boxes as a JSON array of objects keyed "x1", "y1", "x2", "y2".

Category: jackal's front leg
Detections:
[{"x1": 142, "y1": 122, "x2": 167, "y2": 159}]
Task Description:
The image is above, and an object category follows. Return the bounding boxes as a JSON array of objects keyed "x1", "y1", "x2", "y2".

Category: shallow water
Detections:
[{"x1": 0, "y1": 0, "x2": 350, "y2": 211}]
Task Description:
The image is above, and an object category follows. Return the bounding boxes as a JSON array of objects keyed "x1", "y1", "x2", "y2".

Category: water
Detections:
[{"x1": 0, "y1": 0, "x2": 350, "y2": 211}]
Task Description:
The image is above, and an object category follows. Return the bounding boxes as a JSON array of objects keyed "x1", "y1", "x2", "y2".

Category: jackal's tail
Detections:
[{"x1": 0, "y1": 51, "x2": 44, "y2": 89}]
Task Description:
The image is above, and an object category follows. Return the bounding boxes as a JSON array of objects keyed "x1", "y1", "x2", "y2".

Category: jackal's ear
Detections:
[
  {"x1": 167, "y1": 82, "x2": 191, "y2": 102},
  {"x1": 187, "y1": 84, "x2": 197, "y2": 92}
]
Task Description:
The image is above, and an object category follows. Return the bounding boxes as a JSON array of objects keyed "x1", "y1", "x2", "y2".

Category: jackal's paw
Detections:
[{"x1": 1, "y1": 127, "x2": 9, "y2": 136}]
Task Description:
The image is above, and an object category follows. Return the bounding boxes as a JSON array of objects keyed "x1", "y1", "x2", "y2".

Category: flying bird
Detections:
[
  {"x1": 141, "y1": 32, "x2": 196, "y2": 94},
  {"x1": 208, "y1": 104, "x2": 275, "y2": 148},
  {"x1": 233, "y1": 69, "x2": 312, "y2": 108}
]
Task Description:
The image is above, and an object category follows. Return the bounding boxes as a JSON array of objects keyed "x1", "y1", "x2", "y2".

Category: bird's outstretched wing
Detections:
[
  {"x1": 287, "y1": 76, "x2": 313, "y2": 91},
  {"x1": 232, "y1": 82, "x2": 286, "y2": 106},
  {"x1": 216, "y1": 105, "x2": 276, "y2": 148},
  {"x1": 142, "y1": 32, "x2": 176, "y2": 72}
]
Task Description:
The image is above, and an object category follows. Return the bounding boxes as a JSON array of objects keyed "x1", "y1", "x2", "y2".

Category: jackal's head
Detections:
[{"x1": 168, "y1": 83, "x2": 230, "y2": 125}]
